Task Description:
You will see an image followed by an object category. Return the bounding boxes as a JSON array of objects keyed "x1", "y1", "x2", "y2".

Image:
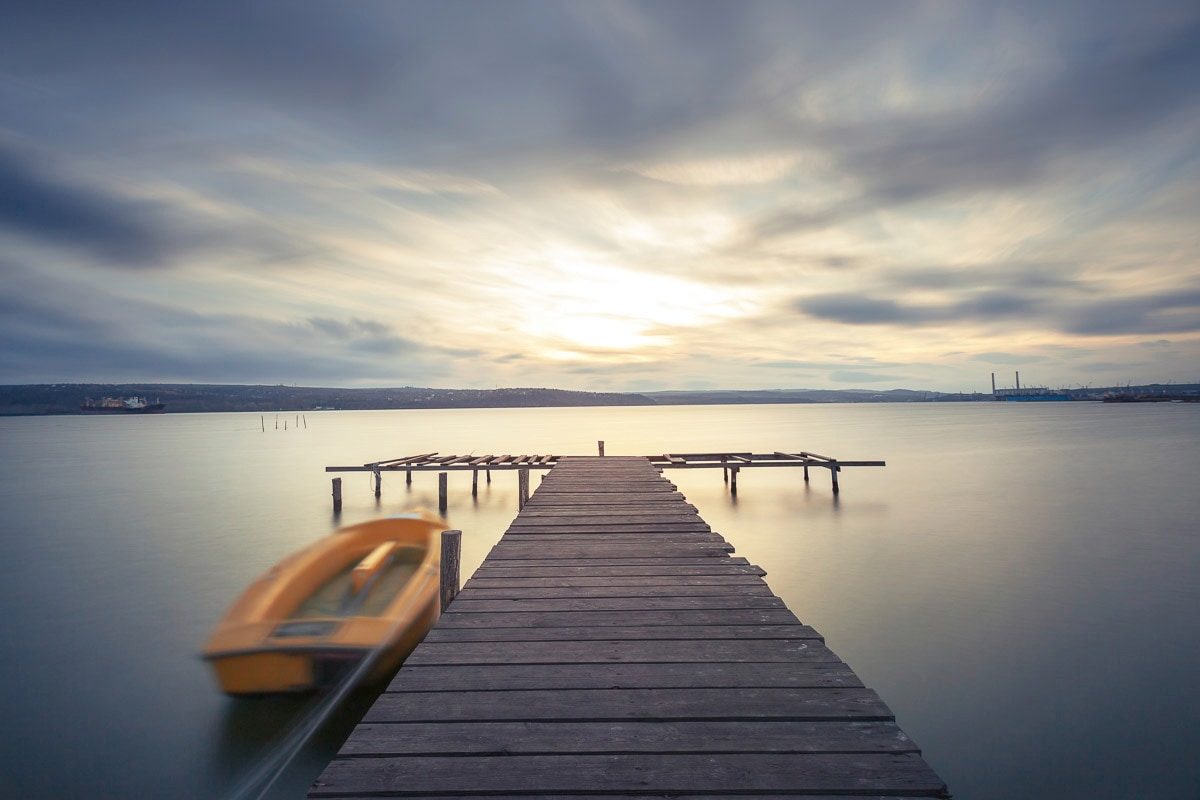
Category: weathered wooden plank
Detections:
[
  {"x1": 524, "y1": 494, "x2": 688, "y2": 504},
  {"x1": 508, "y1": 514, "x2": 707, "y2": 526},
  {"x1": 339, "y1": 719, "x2": 919, "y2": 755},
  {"x1": 443, "y1": 595, "x2": 785, "y2": 613},
  {"x1": 363, "y1": 687, "x2": 892, "y2": 723},
  {"x1": 474, "y1": 557, "x2": 755, "y2": 568},
  {"x1": 520, "y1": 502, "x2": 692, "y2": 511},
  {"x1": 387, "y1": 661, "x2": 864, "y2": 691},
  {"x1": 491, "y1": 537, "x2": 726, "y2": 549},
  {"x1": 486, "y1": 545, "x2": 731, "y2": 559},
  {"x1": 316, "y1": 795, "x2": 934, "y2": 800},
  {"x1": 434, "y1": 609, "x2": 801, "y2": 629},
  {"x1": 505, "y1": 522, "x2": 712, "y2": 534},
  {"x1": 424, "y1": 624, "x2": 819, "y2": 642},
  {"x1": 515, "y1": 506, "x2": 699, "y2": 517},
  {"x1": 310, "y1": 753, "x2": 946, "y2": 796},
  {"x1": 471, "y1": 564, "x2": 767, "y2": 577},
  {"x1": 536, "y1": 481, "x2": 678, "y2": 490},
  {"x1": 497, "y1": 532, "x2": 729, "y2": 544},
  {"x1": 405, "y1": 639, "x2": 838, "y2": 665},
  {"x1": 462, "y1": 575, "x2": 768, "y2": 589},
  {"x1": 455, "y1": 584, "x2": 772, "y2": 599}
]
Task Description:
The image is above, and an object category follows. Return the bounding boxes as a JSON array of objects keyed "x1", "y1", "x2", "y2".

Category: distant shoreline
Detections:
[{"x1": 3, "y1": 382, "x2": 1196, "y2": 416}]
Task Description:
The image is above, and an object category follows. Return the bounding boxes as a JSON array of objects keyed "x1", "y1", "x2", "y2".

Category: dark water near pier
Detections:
[{"x1": 0, "y1": 403, "x2": 1198, "y2": 799}]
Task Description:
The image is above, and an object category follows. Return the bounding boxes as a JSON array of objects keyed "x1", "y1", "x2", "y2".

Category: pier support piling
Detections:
[
  {"x1": 331, "y1": 477, "x2": 342, "y2": 512},
  {"x1": 831, "y1": 461, "x2": 840, "y2": 495},
  {"x1": 373, "y1": 469, "x2": 381, "y2": 498},
  {"x1": 804, "y1": 464, "x2": 810, "y2": 483},
  {"x1": 471, "y1": 469, "x2": 478, "y2": 496},
  {"x1": 405, "y1": 469, "x2": 412, "y2": 486},
  {"x1": 439, "y1": 529, "x2": 461, "y2": 612},
  {"x1": 598, "y1": 440, "x2": 605, "y2": 456},
  {"x1": 518, "y1": 467, "x2": 530, "y2": 509},
  {"x1": 730, "y1": 466, "x2": 739, "y2": 494},
  {"x1": 438, "y1": 472, "x2": 448, "y2": 514}
]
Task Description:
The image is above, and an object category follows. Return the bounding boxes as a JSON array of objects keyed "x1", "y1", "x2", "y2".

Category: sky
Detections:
[{"x1": 2, "y1": 1, "x2": 1199, "y2": 394}]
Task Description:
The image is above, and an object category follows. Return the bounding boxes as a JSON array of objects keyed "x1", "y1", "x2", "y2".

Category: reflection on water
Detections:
[
  {"x1": 209, "y1": 683, "x2": 389, "y2": 800},
  {"x1": 1, "y1": 404, "x2": 1198, "y2": 799}
]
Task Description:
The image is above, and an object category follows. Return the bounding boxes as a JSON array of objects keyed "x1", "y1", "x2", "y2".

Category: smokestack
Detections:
[{"x1": 1016, "y1": 371, "x2": 1020, "y2": 390}]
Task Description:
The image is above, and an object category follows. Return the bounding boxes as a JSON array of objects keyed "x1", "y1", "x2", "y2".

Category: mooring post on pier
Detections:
[
  {"x1": 831, "y1": 460, "x2": 840, "y2": 495},
  {"x1": 438, "y1": 472, "x2": 448, "y2": 513},
  {"x1": 373, "y1": 469, "x2": 381, "y2": 498},
  {"x1": 439, "y1": 529, "x2": 461, "y2": 612},
  {"x1": 331, "y1": 477, "x2": 342, "y2": 512},
  {"x1": 518, "y1": 467, "x2": 530, "y2": 509},
  {"x1": 598, "y1": 440, "x2": 605, "y2": 456}
]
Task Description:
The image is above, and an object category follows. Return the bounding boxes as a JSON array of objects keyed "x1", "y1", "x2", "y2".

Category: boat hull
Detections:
[{"x1": 201, "y1": 512, "x2": 443, "y2": 695}]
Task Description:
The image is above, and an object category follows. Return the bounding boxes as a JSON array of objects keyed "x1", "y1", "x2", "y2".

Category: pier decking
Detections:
[{"x1": 309, "y1": 456, "x2": 948, "y2": 798}]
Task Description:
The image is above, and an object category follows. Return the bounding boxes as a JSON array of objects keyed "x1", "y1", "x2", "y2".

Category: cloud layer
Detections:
[{"x1": 2, "y1": 1, "x2": 1198, "y2": 391}]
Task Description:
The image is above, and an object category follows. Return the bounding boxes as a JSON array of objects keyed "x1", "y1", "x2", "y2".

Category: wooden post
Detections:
[
  {"x1": 373, "y1": 469, "x2": 381, "y2": 498},
  {"x1": 803, "y1": 464, "x2": 810, "y2": 483},
  {"x1": 598, "y1": 440, "x2": 605, "y2": 456},
  {"x1": 486, "y1": 468, "x2": 492, "y2": 484},
  {"x1": 438, "y1": 472, "x2": 448, "y2": 514},
  {"x1": 440, "y1": 529, "x2": 461, "y2": 612},
  {"x1": 472, "y1": 469, "x2": 479, "y2": 496},
  {"x1": 331, "y1": 477, "x2": 342, "y2": 511},
  {"x1": 723, "y1": 466, "x2": 728, "y2": 483},
  {"x1": 260, "y1": 416, "x2": 265, "y2": 432},
  {"x1": 730, "y1": 466, "x2": 739, "y2": 494},
  {"x1": 830, "y1": 461, "x2": 840, "y2": 495},
  {"x1": 518, "y1": 467, "x2": 530, "y2": 509}
]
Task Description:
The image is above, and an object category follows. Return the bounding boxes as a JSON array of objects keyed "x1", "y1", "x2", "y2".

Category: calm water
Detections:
[{"x1": 1, "y1": 404, "x2": 1198, "y2": 799}]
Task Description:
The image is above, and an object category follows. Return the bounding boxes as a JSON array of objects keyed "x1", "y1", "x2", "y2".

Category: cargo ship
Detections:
[{"x1": 80, "y1": 396, "x2": 166, "y2": 414}]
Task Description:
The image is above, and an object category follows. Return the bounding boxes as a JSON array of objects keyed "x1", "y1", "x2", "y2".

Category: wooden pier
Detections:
[
  {"x1": 310, "y1": 456, "x2": 946, "y2": 798},
  {"x1": 326, "y1": 448, "x2": 886, "y2": 507}
]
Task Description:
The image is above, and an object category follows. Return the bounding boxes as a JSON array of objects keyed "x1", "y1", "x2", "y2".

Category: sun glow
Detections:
[{"x1": 518, "y1": 253, "x2": 744, "y2": 353}]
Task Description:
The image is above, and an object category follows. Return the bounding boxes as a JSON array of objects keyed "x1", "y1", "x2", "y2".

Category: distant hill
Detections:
[
  {"x1": 0, "y1": 384, "x2": 656, "y2": 415},
  {"x1": 643, "y1": 388, "x2": 987, "y2": 404},
  {"x1": 2, "y1": 382, "x2": 1194, "y2": 415}
]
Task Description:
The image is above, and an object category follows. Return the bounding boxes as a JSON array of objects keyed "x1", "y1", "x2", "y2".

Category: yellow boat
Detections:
[{"x1": 202, "y1": 511, "x2": 443, "y2": 695}]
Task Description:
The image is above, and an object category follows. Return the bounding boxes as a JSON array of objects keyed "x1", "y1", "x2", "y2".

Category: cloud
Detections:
[
  {"x1": 0, "y1": 141, "x2": 172, "y2": 265},
  {"x1": 795, "y1": 291, "x2": 1043, "y2": 327},
  {"x1": 971, "y1": 353, "x2": 1049, "y2": 365},
  {"x1": 2, "y1": 3, "x2": 1199, "y2": 392},
  {"x1": 1063, "y1": 289, "x2": 1200, "y2": 336},
  {"x1": 829, "y1": 371, "x2": 900, "y2": 384}
]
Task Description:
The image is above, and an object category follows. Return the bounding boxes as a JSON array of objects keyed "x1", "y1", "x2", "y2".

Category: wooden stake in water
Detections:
[
  {"x1": 373, "y1": 469, "x2": 381, "y2": 498},
  {"x1": 439, "y1": 472, "x2": 448, "y2": 514},
  {"x1": 331, "y1": 477, "x2": 342, "y2": 512}
]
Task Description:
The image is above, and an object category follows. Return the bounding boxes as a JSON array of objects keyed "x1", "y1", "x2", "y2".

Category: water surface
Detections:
[{"x1": 0, "y1": 403, "x2": 1197, "y2": 799}]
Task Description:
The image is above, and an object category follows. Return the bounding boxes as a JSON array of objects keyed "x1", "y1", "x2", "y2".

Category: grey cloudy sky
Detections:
[{"x1": 2, "y1": 1, "x2": 1198, "y2": 392}]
